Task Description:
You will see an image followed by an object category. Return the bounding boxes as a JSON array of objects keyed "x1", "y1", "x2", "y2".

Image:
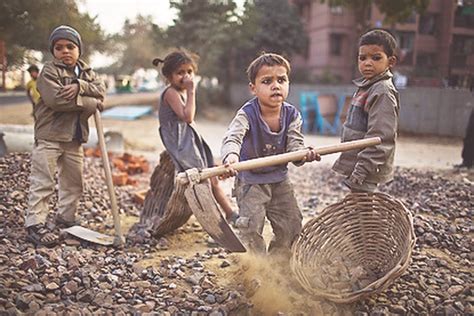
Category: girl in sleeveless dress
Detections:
[{"x1": 153, "y1": 50, "x2": 237, "y2": 222}]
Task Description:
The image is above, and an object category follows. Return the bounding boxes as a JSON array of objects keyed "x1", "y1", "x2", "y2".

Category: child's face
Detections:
[
  {"x1": 169, "y1": 63, "x2": 194, "y2": 91},
  {"x1": 250, "y1": 65, "x2": 289, "y2": 110},
  {"x1": 358, "y1": 44, "x2": 395, "y2": 80},
  {"x1": 30, "y1": 71, "x2": 39, "y2": 79},
  {"x1": 53, "y1": 39, "x2": 80, "y2": 66}
]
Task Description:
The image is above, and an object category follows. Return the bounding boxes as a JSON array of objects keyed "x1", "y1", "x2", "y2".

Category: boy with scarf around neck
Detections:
[
  {"x1": 220, "y1": 53, "x2": 320, "y2": 257},
  {"x1": 333, "y1": 29, "x2": 400, "y2": 192},
  {"x1": 25, "y1": 25, "x2": 106, "y2": 247}
]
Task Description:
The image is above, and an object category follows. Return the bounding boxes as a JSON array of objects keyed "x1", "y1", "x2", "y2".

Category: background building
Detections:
[{"x1": 291, "y1": 0, "x2": 474, "y2": 89}]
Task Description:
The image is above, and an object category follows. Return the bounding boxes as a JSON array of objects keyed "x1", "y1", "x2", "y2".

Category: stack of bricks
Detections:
[{"x1": 84, "y1": 148, "x2": 150, "y2": 186}]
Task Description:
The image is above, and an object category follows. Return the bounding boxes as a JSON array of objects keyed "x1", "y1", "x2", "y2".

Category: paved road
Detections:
[
  {"x1": 0, "y1": 91, "x2": 464, "y2": 170},
  {"x1": 0, "y1": 93, "x2": 28, "y2": 106}
]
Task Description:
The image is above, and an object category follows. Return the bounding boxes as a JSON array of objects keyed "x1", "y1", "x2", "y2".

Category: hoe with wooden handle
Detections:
[
  {"x1": 63, "y1": 111, "x2": 125, "y2": 246},
  {"x1": 176, "y1": 137, "x2": 382, "y2": 253}
]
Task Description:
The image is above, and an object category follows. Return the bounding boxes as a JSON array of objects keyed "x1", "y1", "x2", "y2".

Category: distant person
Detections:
[
  {"x1": 455, "y1": 108, "x2": 473, "y2": 169},
  {"x1": 220, "y1": 53, "x2": 320, "y2": 256},
  {"x1": 332, "y1": 29, "x2": 400, "y2": 192},
  {"x1": 26, "y1": 64, "x2": 41, "y2": 113},
  {"x1": 26, "y1": 25, "x2": 106, "y2": 247},
  {"x1": 152, "y1": 50, "x2": 238, "y2": 223}
]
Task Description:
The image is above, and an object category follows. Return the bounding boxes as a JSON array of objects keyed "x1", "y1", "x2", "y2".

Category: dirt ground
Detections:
[{"x1": 1, "y1": 94, "x2": 471, "y2": 314}]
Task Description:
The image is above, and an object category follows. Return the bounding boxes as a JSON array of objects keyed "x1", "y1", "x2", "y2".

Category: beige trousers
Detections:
[
  {"x1": 25, "y1": 139, "x2": 84, "y2": 227},
  {"x1": 233, "y1": 178, "x2": 302, "y2": 255}
]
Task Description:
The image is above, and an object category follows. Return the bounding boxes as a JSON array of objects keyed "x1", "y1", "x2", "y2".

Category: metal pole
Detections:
[{"x1": 0, "y1": 41, "x2": 6, "y2": 92}]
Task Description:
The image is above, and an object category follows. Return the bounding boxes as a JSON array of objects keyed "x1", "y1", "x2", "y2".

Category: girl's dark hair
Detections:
[
  {"x1": 246, "y1": 52, "x2": 291, "y2": 84},
  {"x1": 152, "y1": 50, "x2": 199, "y2": 79},
  {"x1": 359, "y1": 29, "x2": 398, "y2": 57},
  {"x1": 27, "y1": 65, "x2": 39, "y2": 73}
]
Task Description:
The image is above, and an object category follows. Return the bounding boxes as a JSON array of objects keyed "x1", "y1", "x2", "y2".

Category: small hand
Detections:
[
  {"x1": 59, "y1": 83, "x2": 79, "y2": 100},
  {"x1": 219, "y1": 153, "x2": 239, "y2": 179},
  {"x1": 301, "y1": 147, "x2": 321, "y2": 163},
  {"x1": 96, "y1": 99, "x2": 104, "y2": 112},
  {"x1": 182, "y1": 75, "x2": 195, "y2": 92}
]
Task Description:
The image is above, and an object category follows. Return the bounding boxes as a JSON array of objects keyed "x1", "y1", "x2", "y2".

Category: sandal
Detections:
[
  {"x1": 55, "y1": 216, "x2": 80, "y2": 228},
  {"x1": 27, "y1": 224, "x2": 58, "y2": 247},
  {"x1": 226, "y1": 211, "x2": 239, "y2": 225}
]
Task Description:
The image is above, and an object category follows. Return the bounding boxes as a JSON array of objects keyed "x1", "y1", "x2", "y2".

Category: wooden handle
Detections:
[
  {"x1": 94, "y1": 111, "x2": 124, "y2": 246},
  {"x1": 177, "y1": 137, "x2": 381, "y2": 184}
]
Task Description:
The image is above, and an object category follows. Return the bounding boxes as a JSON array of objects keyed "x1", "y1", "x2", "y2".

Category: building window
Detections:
[
  {"x1": 416, "y1": 53, "x2": 436, "y2": 67},
  {"x1": 454, "y1": 4, "x2": 474, "y2": 28},
  {"x1": 453, "y1": 35, "x2": 474, "y2": 54},
  {"x1": 329, "y1": 5, "x2": 343, "y2": 15},
  {"x1": 403, "y1": 11, "x2": 417, "y2": 24},
  {"x1": 396, "y1": 31, "x2": 415, "y2": 65},
  {"x1": 330, "y1": 34, "x2": 344, "y2": 56},
  {"x1": 418, "y1": 13, "x2": 438, "y2": 35},
  {"x1": 451, "y1": 35, "x2": 474, "y2": 67}
]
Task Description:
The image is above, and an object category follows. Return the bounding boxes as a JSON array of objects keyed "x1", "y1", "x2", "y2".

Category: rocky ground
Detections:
[{"x1": 0, "y1": 151, "x2": 472, "y2": 315}]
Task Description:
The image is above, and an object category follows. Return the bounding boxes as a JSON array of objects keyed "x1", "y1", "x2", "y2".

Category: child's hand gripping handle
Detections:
[{"x1": 176, "y1": 137, "x2": 381, "y2": 185}]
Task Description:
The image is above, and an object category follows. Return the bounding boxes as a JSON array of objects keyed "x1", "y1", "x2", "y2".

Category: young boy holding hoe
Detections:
[
  {"x1": 25, "y1": 25, "x2": 106, "y2": 247},
  {"x1": 221, "y1": 53, "x2": 320, "y2": 256},
  {"x1": 332, "y1": 29, "x2": 400, "y2": 192}
]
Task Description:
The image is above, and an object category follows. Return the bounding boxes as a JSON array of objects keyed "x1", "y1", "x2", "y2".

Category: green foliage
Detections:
[
  {"x1": 0, "y1": 0, "x2": 106, "y2": 65},
  {"x1": 164, "y1": 0, "x2": 308, "y2": 104},
  {"x1": 167, "y1": 0, "x2": 239, "y2": 80},
  {"x1": 247, "y1": 0, "x2": 308, "y2": 57},
  {"x1": 105, "y1": 15, "x2": 167, "y2": 75},
  {"x1": 232, "y1": 0, "x2": 308, "y2": 82},
  {"x1": 375, "y1": 0, "x2": 430, "y2": 26}
]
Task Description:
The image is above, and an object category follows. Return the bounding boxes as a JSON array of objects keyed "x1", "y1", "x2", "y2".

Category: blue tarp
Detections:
[{"x1": 101, "y1": 105, "x2": 153, "y2": 120}]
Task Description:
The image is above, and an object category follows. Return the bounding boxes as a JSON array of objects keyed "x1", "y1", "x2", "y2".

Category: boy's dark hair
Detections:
[
  {"x1": 152, "y1": 50, "x2": 199, "y2": 79},
  {"x1": 246, "y1": 52, "x2": 291, "y2": 84},
  {"x1": 27, "y1": 65, "x2": 39, "y2": 73},
  {"x1": 359, "y1": 29, "x2": 397, "y2": 57}
]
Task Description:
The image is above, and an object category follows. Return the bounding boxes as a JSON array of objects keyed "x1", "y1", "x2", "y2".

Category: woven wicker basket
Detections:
[
  {"x1": 290, "y1": 192, "x2": 416, "y2": 303},
  {"x1": 140, "y1": 151, "x2": 192, "y2": 237}
]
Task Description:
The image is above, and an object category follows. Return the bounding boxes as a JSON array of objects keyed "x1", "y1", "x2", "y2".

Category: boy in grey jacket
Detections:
[
  {"x1": 332, "y1": 29, "x2": 400, "y2": 192},
  {"x1": 26, "y1": 25, "x2": 105, "y2": 246}
]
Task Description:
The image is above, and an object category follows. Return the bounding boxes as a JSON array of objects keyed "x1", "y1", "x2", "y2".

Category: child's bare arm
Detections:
[{"x1": 164, "y1": 79, "x2": 196, "y2": 124}]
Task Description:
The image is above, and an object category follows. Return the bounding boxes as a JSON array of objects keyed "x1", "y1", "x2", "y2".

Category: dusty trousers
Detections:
[
  {"x1": 234, "y1": 178, "x2": 302, "y2": 255},
  {"x1": 25, "y1": 139, "x2": 84, "y2": 227}
]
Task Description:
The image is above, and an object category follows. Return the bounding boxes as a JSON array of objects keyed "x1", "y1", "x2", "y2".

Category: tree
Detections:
[
  {"x1": 167, "y1": 0, "x2": 239, "y2": 81},
  {"x1": 232, "y1": 0, "x2": 309, "y2": 82},
  {"x1": 246, "y1": 0, "x2": 308, "y2": 58},
  {"x1": 0, "y1": 0, "x2": 106, "y2": 66},
  {"x1": 165, "y1": 0, "x2": 309, "y2": 103},
  {"x1": 106, "y1": 15, "x2": 167, "y2": 75}
]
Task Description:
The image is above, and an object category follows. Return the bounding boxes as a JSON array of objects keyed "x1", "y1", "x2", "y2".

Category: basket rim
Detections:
[{"x1": 291, "y1": 192, "x2": 417, "y2": 303}]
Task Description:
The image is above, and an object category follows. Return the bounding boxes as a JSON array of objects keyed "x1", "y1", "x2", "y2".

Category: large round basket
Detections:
[
  {"x1": 290, "y1": 192, "x2": 416, "y2": 303},
  {"x1": 139, "y1": 151, "x2": 192, "y2": 237}
]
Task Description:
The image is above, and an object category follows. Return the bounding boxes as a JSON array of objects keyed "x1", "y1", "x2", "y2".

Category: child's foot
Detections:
[
  {"x1": 454, "y1": 163, "x2": 472, "y2": 169},
  {"x1": 226, "y1": 211, "x2": 239, "y2": 225},
  {"x1": 55, "y1": 215, "x2": 80, "y2": 228},
  {"x1": 27, "y1": 224, "x2": 58, "y2": 247}
]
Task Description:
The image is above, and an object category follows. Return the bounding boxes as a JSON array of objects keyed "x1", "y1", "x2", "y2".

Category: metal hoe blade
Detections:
[
  {"x1": 184, "y1": 182, "x2": 246, "y2": 253},
  {"x1": 63, "y1": 226, "x2": 114, "y2": 246}
]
